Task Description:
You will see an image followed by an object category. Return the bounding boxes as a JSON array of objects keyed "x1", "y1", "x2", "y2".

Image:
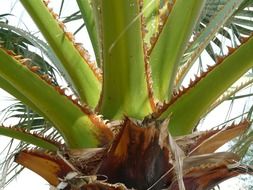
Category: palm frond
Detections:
[{"x1": 1, "y1": 0, "x2": 253, "y2": 189}]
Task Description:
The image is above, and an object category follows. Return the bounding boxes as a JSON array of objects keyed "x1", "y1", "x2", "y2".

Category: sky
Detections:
[{"x1": 0, "y1": 0, "x2": 251, "y2": 189}]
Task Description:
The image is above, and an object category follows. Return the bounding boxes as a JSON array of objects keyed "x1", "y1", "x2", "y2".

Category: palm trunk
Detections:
[
  {"x1": 15, "y1": 118, "x2": 246, "y2": 190},
  {"x1": 98, "y1": 118, "x2": 173, "y2": 189}
]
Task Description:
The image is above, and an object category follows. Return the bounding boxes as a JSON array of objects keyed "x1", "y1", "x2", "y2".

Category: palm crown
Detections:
[{"x1": 1, "y1": 0, "x2": 253, "y2": 189}]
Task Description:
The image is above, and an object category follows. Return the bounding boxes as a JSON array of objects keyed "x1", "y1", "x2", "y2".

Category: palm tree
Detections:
[{"x1": 1, "y1": 0, "x2": 253, "y2": 189}]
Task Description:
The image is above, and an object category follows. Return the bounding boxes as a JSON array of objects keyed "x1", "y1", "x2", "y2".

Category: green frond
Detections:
[
  {"x1": 76, "y1": 0, "x2": 100, "y2": 65},
  {"x1": 97, "y1": 0, "x2": 152, "y2": 119},
  {"x1": 150, "y1": 0, "x2": 206, "y2": 101},
  {"x1": 21, "y1": 0, "x2": 101, "y2": 107},
  {"x1": 161, "y1": 35, "x2": 253, "y2": 136},
  {"x1": 0, "y1": 126, "x2": 60, "y2": 151},
  {"x1": 1, "y1": 0, "x2": 253, "y2": 188},
  {"x1": 0, "y1": 48, "x2": 110, "y2": 148},
  {"x1": 178, "y1": 0, "x2": 245, "y2": 85}
]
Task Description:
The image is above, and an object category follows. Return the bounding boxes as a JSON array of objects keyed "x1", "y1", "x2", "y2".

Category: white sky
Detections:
[{"x1": 0, "y1": 0, "x2": 251, "y2": 189}]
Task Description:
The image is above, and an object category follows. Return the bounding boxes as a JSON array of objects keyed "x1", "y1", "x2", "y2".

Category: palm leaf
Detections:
[{"x1": 1, "y1": 0, "x2": 253, "y2": 189}]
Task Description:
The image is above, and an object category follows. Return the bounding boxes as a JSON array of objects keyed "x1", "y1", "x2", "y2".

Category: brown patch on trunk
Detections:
[{"x1": 98, "y1": 118, "x2": 173, "y2": 190}]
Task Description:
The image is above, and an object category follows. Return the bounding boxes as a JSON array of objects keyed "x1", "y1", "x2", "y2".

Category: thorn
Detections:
[
  {"x1": 45, "y1": 77, "x2": 53, "y2": 84},
  {"x1": 20, "y1": 58, "x2": 31, "y2": 65},
  {"x1": 74, "y1": 43, "x2": 84, "y2": 52},
  {"x1": 52, "y1": 12, "x2": 59, "y2": 19},
  {"x1": 48, "y1": 8, "x2": 53, "y2": 13},
  {"x1": 77, "y1": 99, "x2": 82, "y2": 106},
  {"x1": 65, "y1": 32, "x2": 75, "y2": 42},
  {"x1": 143, "y1": 42, "x2": 149, "y2": 53},
  {"x1": 199, "y1": 69, "x2": 204, "y2": 76},
  {"x1": 216, "y1": 56, "x2": 224, "y2": 64},
  {"x1": 172, "y1": 90, "x2": 178, "y2": 96},
  {"x1": 6, "y1": 50, "x2": 16, "y2": 56},
  {"x1": 227, "y1": 46, "x2": 236, "y2": 54},
  {"x1": 30, "y1": 66, "x2": 41, "y2": 72},
  {"x1": 206, "y1": 64, "x2": 212, "y2": 70},
  {"x1": 43, "y1": 0, "x2": 50, "y2": 6},
  {"x1": 160, "y1": 21, "x2": 166, "y2": 31},
  {"x1": 104, "y1": 119, "x2": 110, "y2": 124},
  {"x1": 40, "y1": 74, "x2": 49, "y2": 80},
  {"x1": 82, "y1": 51, "x2": 91, "y2": 61},
  {"x1": 80, "y1": 104, "x2": 92, "y2": 114},
  {"x1": 156, "y1": 101, "x2": 163, "y2": 108},
  {"x1": 70, "y1": 95, "x2": 77, "y2": 102},
  {"x1": 59, "y1": 87, "x2": 68, "y2": 95},
  {"x1": 240, "y1": 36, "x2": 249, "y2": 44},
  {"x1": 167, "y1": 4, "x2": 173, "y2": 12},
  {"x1": 58, "y1": 21, "x2": 66, "y2": 30},
  {"x1": 40, "y1": 74, "x2": 53, "y2": 85},
  {"x1": 189, "y1": 77, "x2": 195, "y2": 84},
  {"x1": 55, "y1": 86, "x2": 61, "y2": 92},
  {"x1": 95, "y1": 68, "x2": 102, "y2": 75},
  {"x1": 72, "y1": 99, "x2": 79, "y2": 106},
  {"x1": 14, "y1": 55, "x2": 23, "y2": 59},
  {"x1": 71, "y1": 94, "x2": 78, "y2": 101},
  {"x1": 150, "y1": 35, "x2": 157, "y2": 46},
  {"x1": 179, "y1": 86, "x2": 184, "y2": 92}
]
